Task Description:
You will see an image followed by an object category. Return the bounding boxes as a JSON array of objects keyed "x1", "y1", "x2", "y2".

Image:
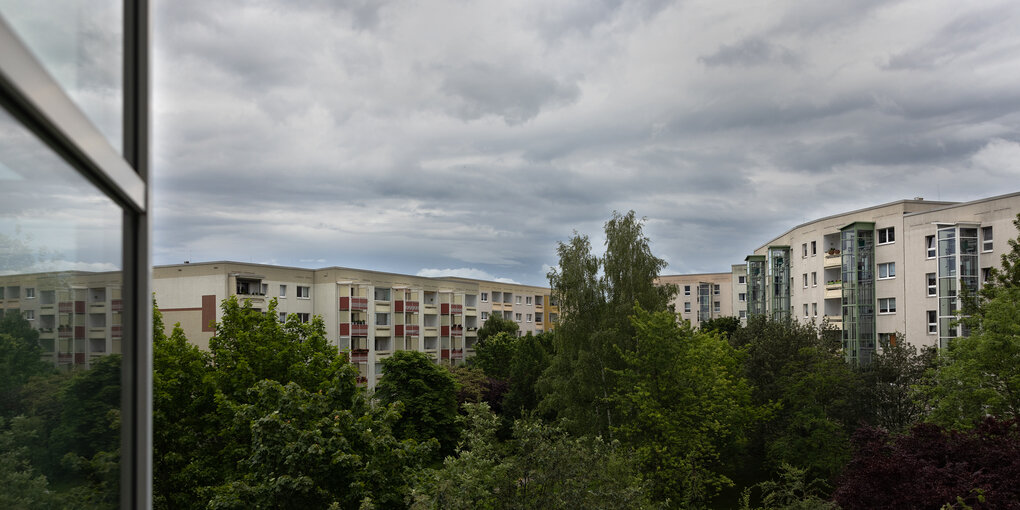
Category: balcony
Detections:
[
  {"x1": 823, "y1": 316, "x2": 843, "y2": 330},
  {"x1": 451, "y1": 348, "x2": 464, "y2": 360},
  {"x1": 350, "y1": 349, "x2": 369, "y2": 363},
  {"x1": 395, "y1": 300, "x2": 419, "y2": 313},
  {"x1": 823, "y1": 252, "x2": 842, "y2": 269},
  {"x1": 340, "y1": 322, "x2": 369, "y2": 336},
  {"x1": 236, "y1": 281, "x2": 265, "y2": 296},
  {"x1": 339, "y1": 297, "x2": 369, "y2": 311},
  {"x1": 111, "y1": 299, "x2": 123, "y2": 312},
  {"x1": 405, "y1": 325, "x2": 420, "y2": 336},
  {"x1": 824, "y1": 281, "x2": 842, "y2": 300},
  {"x1": 440, "y1": 303, "x2": 463, "y2": 315},
  {"x1": 112, "y1": 325, "x2": 122, "y2": 338},
  {"x1": 451, "y1": 325, "x2": 463, "y2": 337}
]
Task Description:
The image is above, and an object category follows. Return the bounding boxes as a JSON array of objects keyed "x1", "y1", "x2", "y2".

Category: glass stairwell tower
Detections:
[{"x1": 841, "y1": 222, "x2": 875, "y2": 365}]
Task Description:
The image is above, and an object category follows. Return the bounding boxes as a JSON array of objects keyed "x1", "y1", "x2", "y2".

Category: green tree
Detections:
[
  {"x1": 857, "y1": 337, "x2": 937, "y2": 433},
  {"x1": 0, "y1": 313, "x2": 52, "y2": 417},
  {"x1": 476, "y1": 314, "x2": 519, "y2": 344},
  {"x1": 410, "y1": 403, "x2": 651, "y2": 510},
  {"x1": 471, "y1": 331, "x2": 518, "y2": 380},
  {"x1": 0, "y1": 416, "x2": 63, "y2": 510},
  {"x1": 502, "y1": 332, "x2": 551, "y2": 420},
  {"x1": 207, "y1": 380, "x2": 431, "y2": 509},
  {"x1": 540, "y1": 211, "x2": 676, "y2": 437},
  {"x1": 375, "y1": 350, "x2": 460, "y2": 459},
  {"x1": 614, "y1": 306, "x2": 764, "y2": 506},
  {"x1": 700, "y1": 316, "x2": 742, "y2": 339}
]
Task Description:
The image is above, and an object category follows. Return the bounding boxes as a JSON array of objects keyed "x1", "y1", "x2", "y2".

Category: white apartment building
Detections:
[
  {"x1": 152, "y1": 262, "x2": 556, "y2": 386},
  {"x1": 738, "y1": 191, "x2": 1020, "y2": 363},
  {"x1": 657, "y1": 272, "x2": 736, "y2": 328}
]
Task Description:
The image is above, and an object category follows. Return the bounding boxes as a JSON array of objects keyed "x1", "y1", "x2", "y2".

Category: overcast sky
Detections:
[{"x1": 151, "y1": 0, "x2": 1020, "y2": 286}]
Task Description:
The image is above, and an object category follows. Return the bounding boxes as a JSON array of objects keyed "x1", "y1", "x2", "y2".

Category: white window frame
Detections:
[
  {"x1": 877, "y1": 227, "x2": 895, "y2": 245},
  {"x1": 297, "y1": 286, "x2": 310, "y2": 299},
  {"x1": 515, "y1": 312, "x2": 522, "y2": 322},
  {"x1": 802, "y1": 243, "x2": 808, "y2": 258},
  {"x1": 812, "y1": 302, "x2": 818, "y2": 317},
  {"x1": 878, "y1": 297, "x2": 896, "y2": 314},
  {"x1": 927, "y1": 273, "x2": 937, "y2": 297},
  {"x1": 713, "y1": 301, "x2": 720, "y2": 313},
  {"x1": 927, "y1": 310, "x2": 937, "y2": 334},
  {"x1": 878, "y1": 262, "x2": 895, "y2": 280},
  {"x1": 926, "y1": 235, "x2": 936, "y2": 258},
  {"x1": 279, "y1": 284, "x2": 287, "y2": 298},
  {"x1": 279, "y1": 311, "x2": 288, "y2": 322},
  {"x1": 25, "y1": 310, "x2": 35, "y2": 320},
  {"x1": 739, "y1": 310, "x2": 747, "y2": 319},
  {"x1": 684, "y1": 302, "x2": 691, "y2": 313},
  {"x1": 803, "y1": 304, "x2": 809, "y2": 317},
  {"x1": 526, "y1": 313, "x2": 532, "y2": 322},
  {"x1": 481, "y1": 311, "x2": 489, "y2": 320},
  {"x1": 25, "y1": 287, "x2": 35, "y2": 298},
  {"x1": 738, "y1": 275, "x2": 746, "y2": 284},
  {"x1": 982, "y1": 226, "x2": 993, "y2": 252},
  {"x1": 516, "y1": 296, "x2": 521, "y2": 304},
  {"x1": 526, "y1": 296, "x2": 532, "y2": 305},
  {"x1": 684, "y1": 285, "x2": 691, "y2": 296},
  {"x1": 713, "y1": 284, "x2": 720, "y2": 295},
  {"x1": 811, "y1": 272, "x2": 817, "y2": 287},
  {"x1": 802, "y1": 273, "x2": 808, "y2": 288},
  {"x1": 811, "y1": 241, "x2": 817, "y2": 256},
  {"x1": 738, "y1": 292, "x2": 746, "y2": 302},
  {"x1": 480, "y1": 292, "x2": 488, "y2": 302}
]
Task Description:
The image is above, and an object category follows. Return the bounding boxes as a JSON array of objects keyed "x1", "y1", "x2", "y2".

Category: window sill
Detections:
[{"x1": 878, "y1": 311, "x2": 896, "y2": 315}]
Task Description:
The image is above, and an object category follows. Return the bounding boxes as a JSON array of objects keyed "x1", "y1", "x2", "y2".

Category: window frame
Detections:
[
  {"x1": 982, "y1": 226, "x2": 993, "y2": 252},
  {"x1": 878, "y1": 297, "x2": 896, "y2": 314},
  {"x1": 297, "y1": 286, "x2": 310, "y2": 299},
  {"x1": 279, "y1": 284, "x2": 287, "y2": 298},
  {"x1": 738, "y1": 275, "x2": 746, "y2": 284},
  {"x1": 926, "y1": 235, "x2": 936, "y2": 258},
  {"x1": 0, "y1": 4, "x2": 152, "y2": 506},
  {"x1": 927, "y1": 273, "x2": 937, "y2": 296},
  {"x1": 878, "y1": 262, "x2": 895, "y2": 280},
  {"x1": 877, "y1": 227, "x2": 895, "y2": 245},
  {"x1": 927, "y1": 310, "x2": 937, "y2": 334}
]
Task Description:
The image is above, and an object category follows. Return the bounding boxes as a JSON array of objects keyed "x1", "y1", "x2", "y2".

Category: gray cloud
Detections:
[{"x1": 149, "y1": 0, "x2": 1020, "y2": 285}]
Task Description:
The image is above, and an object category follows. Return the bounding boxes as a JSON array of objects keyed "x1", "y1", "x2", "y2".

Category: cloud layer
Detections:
[{"x1": 152, "y1": 0, "x2": 1020, "y2": 285}]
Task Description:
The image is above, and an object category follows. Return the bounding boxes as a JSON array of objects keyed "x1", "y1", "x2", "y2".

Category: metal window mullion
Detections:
[{"x1": 0, "y1": 17, "x2": 145, "y2": 212}]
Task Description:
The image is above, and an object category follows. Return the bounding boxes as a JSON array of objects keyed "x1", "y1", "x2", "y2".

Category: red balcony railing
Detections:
[
  {"x1": 74, "y1": 326, "x2": 85, "y2": 339},
  {"x1": 405, "y1": 301, "x2": 419, "y2": 313},
  {"x1": 395, "y1": 325, "x2": 404, "y2": 336},
  {"x1": 451, "y1": 304, "x2": 462, "y2": 315},
  {"x1": 441, "y1": 325, "x2": 450, "y2": 336},
  {"x1": 350, "y1": 349, "x2": 369, "y2": 363},
  {"x1": 112, "y1": 325, "x2": 122, "y2": 338},
  {"x1": 111, "y1": 299, "x2": 123, "y2": 312},
  {"x1": 405, "y1": 325, "x2": 419, "y2": 336},
  {"x1": 441, "y1": 349, "x2": 450, "y2": 359},
  {"x1": 75, "y1": 301, "x2": 86, "y2": 314},
  {"x1": 451, "y1": 348, "x2": 464, "y2": 360},
  {"x1": 339, "y1": 297, "x2": 369, "y2": 311},
  {"x1": 451, "y1": 325, "x2": 463, "y2": 337},
  {"x1": 59, "y1": 301, "x2": 73, "y2": 313}
]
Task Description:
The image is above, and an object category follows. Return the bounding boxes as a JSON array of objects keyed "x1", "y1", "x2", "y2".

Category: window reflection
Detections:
[
  {"x1": 0, "y1": 106, "x2": 122, "y2": 506},
  {"x1": 0, "y1": 0, "x2": 123, "y2": 152}
]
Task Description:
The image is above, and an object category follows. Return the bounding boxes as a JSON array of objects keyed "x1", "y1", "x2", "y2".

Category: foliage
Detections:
[
  {"x1": 731, "y1": 316, "x2": 858, "y2": 481},
  {"x1": 502, "y1": 332, "x2": 551, "y2": 420},
  {"x1": 375, "y1": 350, "x2": 460, "y2": 460},
  {"x1": 0, "y1": 416, "x2": 63, "y2": 509},
  {"x1": 614, "y1": 306, "x2": 765, "y2": 506},
  {"x1": 471, "y1": 331, "x2": 517, "y2": 380},
  {"x1": 410, "y1": 403, "x2": 651, "y2": 510},
  {"x1": 923, "y1": 286, "x2": 1020, "y2": 428},
  {"x1": 540, "y1": 211, "x2": 676, "y2": 436},
  {"x1": 476, "y1": 314, "x2": 519, "y2": 344},
  {"x1": 739, "y1": 463, "x2": 837, "y2": 510},
  {"x1": 856, "y1": 337, "x2": 937, "y2": 433},
  {"x1": 206, "y1": 380, "x2": 431, "y2": 509},
  {"x1": 833, "y1": 418, "x2": 1020, "y2": 510},
  {"x1": 0, "y1": 313, "x2": 52, "y2": 417},
  {"x1": 700, "y1": 316, "x2": 742, "y2": 339},
  {"x1": 447, "y1": 365, "x2": 508, "y2": 415}
]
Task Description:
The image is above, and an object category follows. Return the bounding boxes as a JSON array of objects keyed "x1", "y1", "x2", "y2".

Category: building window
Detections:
[
  {"x1": 375, "y1": 313, "x2": 389, "y2": 326},
  {"x1": 24, "y1": 310, "x2": 35, "y2": 320},
  {"x1": 297, "y1": 286, "x2": 310, "y2": 298},
  {"x1": 684, "y1": 285, "x2": 691, "y2": 295},
  {"x1": 877, "y1": 227, "x2": 895, "y2": 244},
  {"x1": 802, "y1": 273, "x2": 808, "y2": 288},
  {"x1": 278, "y1": 312, "x2": 287, "y2": 322},
  {"x1": 738, "y1": 292, "x2": 746, "y2": 302},
  {"x1": 812, "y1": 303, "x2": 818, "y2": 317},
  {"x1": 739, "y1": 310, "x2": 747, "y2": 319},
  {"x1": 526, "y1": 313, "x2": 532, "y2": 322},
  {"x1": 25, "y1": 287, "x2": 35, "y2": 298},
  {"x1": 982, "y1": 226, "x2": 993, "y2": 251},
  {"x1": 713, "y1": 284, "x2": 720, "y2": 295},
  {"x1": 297, "y1": 313, "x2": 310, "y2": 324},
  {"x1": 811, "y1": 272, "x2": 817, "y2": 287},
  {"x1": 878, "y1": 262, "x2": 895, "y2": 279},
  {"x1": 503, "y1": 311, "x2": 513, "y2": 320},
  {"x1": 927, "y1": 273, "x2": 937, "y2": 296},
  {"x1": 811, "y1": 241, "x2": 817, "y2": 256},
  {"x1": 738, "y1": 275, "x2": 746, "y2": 284},
  {"x1": 526, "y1": 296, "x2": 532, "y2": 305},
  {"x1": 481, "y1": 311, "x2": 489, "y2": 320},
  {"x1": 927, "y1": 310, "x2": 937, "y2": 334},
  {"x1": 535, "y1": 313, "x2": 542, "y2": 323},
  {"x1": 803, "y1": 304, "x2": 809, "y2": 317},
  {"x1": 515, "y1": 312, "x2": 522, "y2": 322},
  {"x1": 982, "y1": 267, "x2": 992, "y2": 284},
  {"x1": 374, "y1": 288, "x2": 390, "y2": 301},
  {"x1": 926, "y1": 235, "x2": 936, "y2": 258},
  {"x1": 879, "y1": 298, "x2": 896, "y2": 314},
  {"x1": 279, "y1": 285, "x2": 287, "y2": 298},
  {"x1": 480, "y1": 292, "x2": 488, "y2": 302},
  {"x1": 515, "y1": 296, "x2": 521, "y2": 304},
  {"x1": 713, "y1": 301, "x2": 720, "y2": 313},
  {"x1": 684, "y1": 302, "x2": 691, "y2": 312},
  {"x1": 802, "y1": 243, "x2": 808, "y2": 257}
]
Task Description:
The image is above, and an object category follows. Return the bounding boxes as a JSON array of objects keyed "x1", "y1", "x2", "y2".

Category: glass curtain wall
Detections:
[
  {"x1": 697, "y1": 282, "x2": 711, "y2": 323},
  {"x1": 0, "y1": 2, "x2": 150, "y2": 507},
  {"x1": 937, "y1": 224, "x2": 980, "y2": 348},
  {"x1": 745, "y1": 255, "x2": 767, "y2": 316},
  {"x1": 768, "y1": 246, "x2": 790, "y2": 321},
  {"x1": 841, "y1": 222, "x2": 875, "y2": 365}
]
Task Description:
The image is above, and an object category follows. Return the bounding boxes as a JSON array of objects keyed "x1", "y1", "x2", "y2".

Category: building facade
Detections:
[
  {"x1": 736, "y1": 192, "x2": 1020, "y2": 363},
  {"x1": 152, "y1": 262, "x2": 556, "y2": 386},
  {"x1": 657, "y1": 272, "x2": 736, "y2": 328}
]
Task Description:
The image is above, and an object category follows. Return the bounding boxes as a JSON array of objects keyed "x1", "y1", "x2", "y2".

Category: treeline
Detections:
[{"x1": 1, "y1": 212, "x2": 1019, "y2": 508}]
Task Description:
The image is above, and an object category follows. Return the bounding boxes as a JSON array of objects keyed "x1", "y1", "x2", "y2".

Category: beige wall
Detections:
[{"x1": 658, "y1": 272, "x2": 734, "y2": 327}]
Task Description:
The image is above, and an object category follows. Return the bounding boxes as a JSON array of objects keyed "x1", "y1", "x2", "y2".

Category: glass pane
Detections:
[
  {"x1": 0, "y1": 106, "x2": 122, "y2": 506},
  {"x1": 0, "y1": 1, "x2": 123, "y2": 152}
]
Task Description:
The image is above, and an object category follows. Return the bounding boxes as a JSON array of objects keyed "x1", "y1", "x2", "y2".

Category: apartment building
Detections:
[
  {"x1": 657, "y1": 272, "x2": 736, "y2": 327},
  {"x1": 738, "y1": 192, "x2": 1020, "y2": 364},
  {"x1": 152, "y1": 261, "x2": 556, "y2": 386},
  {"x1": 0, "y1": 271, "x2": 124, "y2": 368}
]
